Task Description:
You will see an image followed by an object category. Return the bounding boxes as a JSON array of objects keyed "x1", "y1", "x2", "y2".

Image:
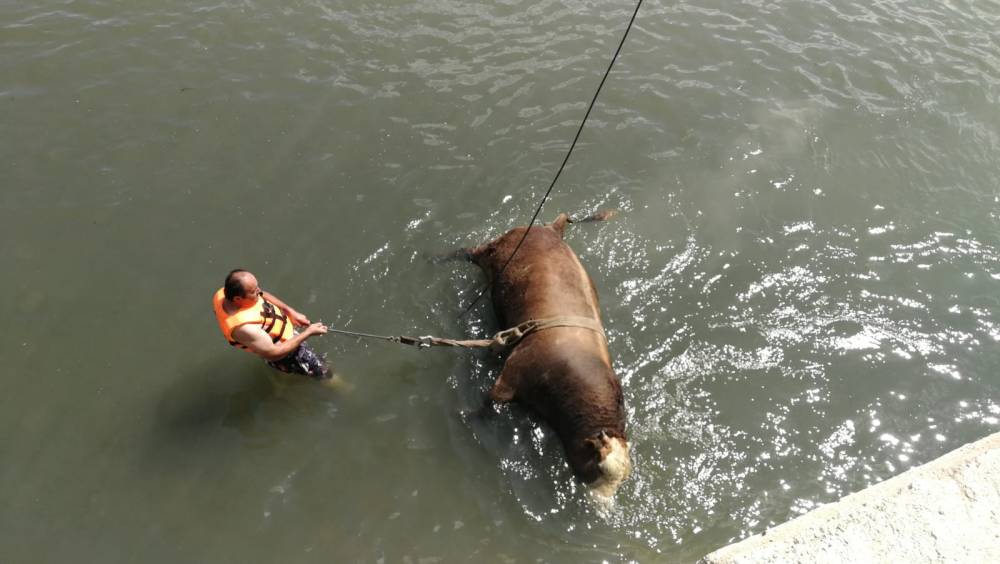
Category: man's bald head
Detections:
[{"x1": 224, "y1": 269, "x2": 256, "y2": 301}]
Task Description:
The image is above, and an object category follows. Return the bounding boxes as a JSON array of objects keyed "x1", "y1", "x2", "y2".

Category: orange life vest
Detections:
[{"x1": 213, "y1": 287, "x2": 294, "y2": 351}]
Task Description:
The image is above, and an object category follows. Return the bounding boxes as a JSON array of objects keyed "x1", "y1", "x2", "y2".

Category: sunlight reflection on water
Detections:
[{"x1": 440, "y1": 176, "x2": 1000, "y2": 555}]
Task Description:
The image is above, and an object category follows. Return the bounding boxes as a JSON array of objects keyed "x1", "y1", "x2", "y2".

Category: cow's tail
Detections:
[
  {"x1": 568, "y1": 209, "x2": 617, "y2": 224},
  {"x1": 552, "y1": 209, "x2": 617, "y2": 237},
  {"x1": 589, "y1": 435, "x2": 632, "y2": 501}
]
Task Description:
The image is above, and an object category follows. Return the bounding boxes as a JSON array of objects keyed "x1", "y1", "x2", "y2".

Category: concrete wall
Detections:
[{"x1": 699, "y1": 431, "x2": 1000, "y2": 564}]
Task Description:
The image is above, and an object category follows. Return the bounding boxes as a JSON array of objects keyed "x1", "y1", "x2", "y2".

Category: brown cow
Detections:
[{"x1": 465, "y1": 211, "x2": 631, "y2": 499}]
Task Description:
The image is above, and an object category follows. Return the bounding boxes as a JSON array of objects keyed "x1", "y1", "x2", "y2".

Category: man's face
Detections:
[{"x1": 234, "y1": 274, "x2": 262, "y2": 306}]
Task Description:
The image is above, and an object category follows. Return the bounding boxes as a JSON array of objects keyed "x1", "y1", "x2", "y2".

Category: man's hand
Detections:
[
  {"x1": 288, "y1": 309, "x2": 311, "y2": 327},
  {"x1": 303, "y1": 322, "x2": 327, "y2": 337}
]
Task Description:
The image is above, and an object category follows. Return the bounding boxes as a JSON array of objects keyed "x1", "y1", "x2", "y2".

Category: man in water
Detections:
[{"x1": 212, "y1": 269, "x2": 331, "y2": 379}]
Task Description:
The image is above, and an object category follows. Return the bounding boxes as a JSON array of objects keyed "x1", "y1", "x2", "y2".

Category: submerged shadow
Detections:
[
  {"x1": 150, "y1": 354, "x2": 351, "y2": 443},
  {"x1": 155, "y1": 356, "x2": 276, "y2": 439},
  {"x1": 142, "y1": 355, "x2": 326, "y2": 473},
  {"x1": 135, "y1": 354, "x2": 342, "y2": 488}
]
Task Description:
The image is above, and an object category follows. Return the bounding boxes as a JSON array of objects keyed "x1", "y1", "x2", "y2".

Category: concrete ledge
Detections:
[{"x1": 699, "y1": 431, "x2": 1000, "y2": 564}]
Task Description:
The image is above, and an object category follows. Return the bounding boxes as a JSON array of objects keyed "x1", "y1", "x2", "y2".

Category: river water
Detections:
[{"x1": 4, "y1": 0, "x2": 1000, "y2": 561}]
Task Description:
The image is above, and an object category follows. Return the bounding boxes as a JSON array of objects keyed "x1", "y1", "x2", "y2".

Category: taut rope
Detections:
[{"x1": 326, "y1": 315, "x2": 604, "y2": 352}]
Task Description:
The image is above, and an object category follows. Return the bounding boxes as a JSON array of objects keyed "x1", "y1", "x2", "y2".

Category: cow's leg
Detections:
[
  {"x1": 461, "y1": 366, "x2": 515, "y2": 421},
  {"x1": 489, "y1": 366, "x2": 517, "y2": 403},
  {"x1": 429, "y1": 245, "x2": 481, "y2": 264}
]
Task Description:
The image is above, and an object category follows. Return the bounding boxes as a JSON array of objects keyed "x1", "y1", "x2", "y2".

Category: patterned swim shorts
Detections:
[{"x1": 266, "y1": 342, "x2": 330, "y2": 380}]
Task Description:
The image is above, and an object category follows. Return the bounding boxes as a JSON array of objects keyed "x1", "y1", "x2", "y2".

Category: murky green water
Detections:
[{"x1": 4, "y1": 0, "x2": 1000, "y2": 561}]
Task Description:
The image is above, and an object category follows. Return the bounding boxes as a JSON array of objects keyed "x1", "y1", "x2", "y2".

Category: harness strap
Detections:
[{"x1": 260, "y1": 300, "x2": 289, "y2": 344}]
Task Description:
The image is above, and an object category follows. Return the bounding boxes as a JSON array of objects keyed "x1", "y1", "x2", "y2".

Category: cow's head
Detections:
[{"x1": 568, "y1": 430, "x2": 632, "y2": 500}]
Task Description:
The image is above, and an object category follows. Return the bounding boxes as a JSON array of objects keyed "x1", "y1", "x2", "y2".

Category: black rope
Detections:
[{"x1": 460, "y1": 0, "x2": 643, "y2": 317}]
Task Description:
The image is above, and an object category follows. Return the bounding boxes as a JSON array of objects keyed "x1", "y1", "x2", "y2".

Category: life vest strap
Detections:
[{"x1": 260, "y1": 299, "x2": 289, "y2": 344}]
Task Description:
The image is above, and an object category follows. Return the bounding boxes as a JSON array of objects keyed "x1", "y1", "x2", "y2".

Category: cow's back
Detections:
[{"x1": 475, "y1": 225, "x2": 602, "y2": 328}]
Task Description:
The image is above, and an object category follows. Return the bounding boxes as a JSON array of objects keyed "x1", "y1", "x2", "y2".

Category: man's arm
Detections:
[
  {"x1": 261, "y1": 290, "x2": 310, "y2": 327},
  {"x1": 231, "y1": 323, "x2": 327, "y2": 361}
]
